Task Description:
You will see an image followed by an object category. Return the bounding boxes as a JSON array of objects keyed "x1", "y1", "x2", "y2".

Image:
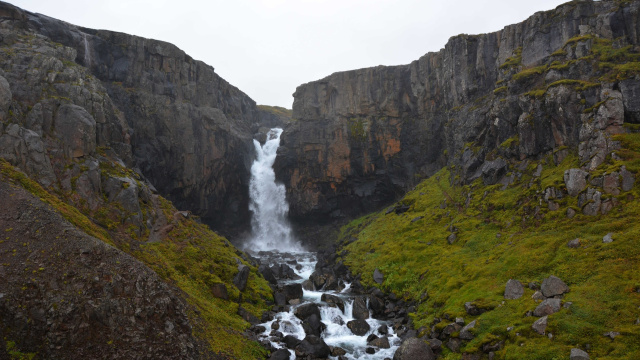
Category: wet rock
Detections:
[
  {"x1": 268, "y1": 349, "x2": 290, "y2": 360},
  {"x1": 295, "y1": 335, "x2": 330, "y2": 358},
  {"x1": 570, "y1": 348, "x2": 590, "y2": 360},
  {"x1": 369, "y1": 336, "x2": 390, "y2": 349},
  {"x1": 352, "y1": 297, "x2": 370, "y2": 320},
  {"x1": 283, "y1": 335, "x2": 301, "y2": 349},
  {"x1": 302, "y1": 314, "x2": 326, "y2": 337},
  {"x1": 532, "y1": 316, "x2": 548, "y2": 335},
  {"x1": 259, "y1": 264, "x2": 277, "y2": 284},
  {"x1": 378, "y1": 324, "x2": 389, "y2": 335},
  {"x1": 533, "y1": 298, "x2": 562, "y2": 317},
  {"x1": 603, "y1": 233, "x2": 614, "y2": 243},
  {"x1": 541, "y1": 276, "x2": 569, "y2": 297},
  {"x1": 294, "y1": 303, "x2": 321, "y2": 321},
  {"x1": 283, "y1": 283, "x2": 303, "y2": 301},
  {"x1": 369, "y1": 295, "x2": 386, "y2": 316},
  {"x1": 274, "y1": 292, "x2": 287, "y2": 306},
  {"x1": 331, "y1": 346, "x2": 347, "y2": 356},
  {"x1": 568, "y1": 238, "x2": 581, "y2": 248},
  {"x1": 233, "y1": 264, "x2": 250, "y2": 292},
  {"x1": 459, "y1": 320, "x2": 476, "y2": 340},
  {"x1": 564, "y1": 169, "x2": 589, "y2": 197},
  {"x1": 347, "y1": 319, "x2": 371, "y2": 336},
  {"x1": 301, "y1": 279, "x2": 315, "y2": 291},
  {"x1": 211, "y1": 283, "x2": 228, "y2": 300},
  {"x1": 373, "y1": 268, "x2": 384, "y2": 284},
  {"x1": 504, "y1": 279, "x2": 524, "y2": 300},
  {"x1": 321, "y1": 293, "x2": 345, "y2": 313},
  {"x1": 310, "y1": 268, "x2": 337, "y2": 289},
  {"x1": 393, "y1": 338, "x2": 435, "y2": 360},
  {"x1": 366, "y1": 347, "x2": 376, "y2": 354}
]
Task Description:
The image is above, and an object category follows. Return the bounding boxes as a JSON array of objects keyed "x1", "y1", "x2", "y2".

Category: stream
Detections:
[{"x1": 243, "y1": 128, "x2": 402, "y2": 359}]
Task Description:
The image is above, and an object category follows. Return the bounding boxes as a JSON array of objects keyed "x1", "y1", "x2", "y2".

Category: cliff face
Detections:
[
  {"x1": 5, "y1": 2, "x2": 262, "y2": 235},
  {"x1": 277, "y1": 0, "x2": 640, "y2": 223}
]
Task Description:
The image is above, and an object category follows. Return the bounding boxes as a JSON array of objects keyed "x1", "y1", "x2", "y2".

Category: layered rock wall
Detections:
[{"x1": 278, "y1": 0, "x2": 640, "y2": 223}]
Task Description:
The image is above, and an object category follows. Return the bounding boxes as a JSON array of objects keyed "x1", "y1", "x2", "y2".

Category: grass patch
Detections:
[
  {"x1": 338, "y1": 140, "x2": 640, "y2": 358},
  {"x1": 512, "y1": 65, "x2": 548, "y2": 82},
  {"x1": 500, "y1": 47, "x2": 522, "y2": 70}
]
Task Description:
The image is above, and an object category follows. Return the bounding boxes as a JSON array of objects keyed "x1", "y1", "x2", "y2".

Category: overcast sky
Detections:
[{"x1": 10, "y1": 0, "x2": 569, "y2": 108}]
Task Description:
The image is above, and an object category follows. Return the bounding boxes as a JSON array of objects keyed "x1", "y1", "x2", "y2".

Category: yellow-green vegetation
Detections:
[
  {"x1": 135, "y1": 198, "x2": 272, "y2": 359},
  {"x1": 525, "y1": 79, "x2": 600, "y2": 99},
  {"x1": 348, "y1": 117, "x2": 368, "y2": 142},
  {"x1": 512, "y1": 65, "x2": 548, "y2": 82},
  {"x1": 499, "y1": 47, "x2": 522, "y2": 70},
  {"x1": 257, "y1": 105, "x2": 293, "y2": 120},
  {"x1": 5, "y1": 341, "x2": 36, "y2": 360},
  {"x1": 0, "y1": 158, "x2": 272, "y2": 359},
  {"x1": 337, "y1": 136, "x2": 640, "y2": 359},
  {"x1": 493, "y1": 86, "x2": 507, "y2": 96}
]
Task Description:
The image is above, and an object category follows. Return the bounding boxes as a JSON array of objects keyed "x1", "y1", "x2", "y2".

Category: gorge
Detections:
[{"x1": 1, "y1": 0, "x2": 640, "y2": 359}]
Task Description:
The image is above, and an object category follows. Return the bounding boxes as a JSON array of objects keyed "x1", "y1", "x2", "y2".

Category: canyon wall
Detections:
[{"x1": 276, "y1": 0, "x2": 640, "y2": 224}]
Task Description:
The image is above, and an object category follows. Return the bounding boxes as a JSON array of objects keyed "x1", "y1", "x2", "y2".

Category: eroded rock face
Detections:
[
  {"x1": 0, "y1": 1, "x2": 261, "y2": 236},
  {"x1": 277, "y1": 0, "x2": 640, "y2": 229}
]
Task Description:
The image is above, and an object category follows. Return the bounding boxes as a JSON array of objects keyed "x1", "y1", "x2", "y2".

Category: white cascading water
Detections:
[
  {"x1": 245, "y1": 128, "x2": 302, "y2": 252},
  {"x1": 82, "y1": 33, "x2": 91, "y2": 67}
]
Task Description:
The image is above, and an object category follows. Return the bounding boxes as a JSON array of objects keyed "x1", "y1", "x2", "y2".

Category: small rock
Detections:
[
  {"x1": 567, "y1": 208, "x2": 577, "y2": 218},
  {"x1": 533, "y1": 298, "x2": 562, "y2": 317},
  {"x1": 233, "y1": 264, "x2": 250, "y2": 292},
  {"x1": 567, "y1": 238, "x2": 581, "y2": 248},
  {"x1": 504, "y1": 279, "x2": 524, "y2": 300},
  {"x1": 570, "y1": 348, "x2": 590, "y2": 360},
  {"x1": 459, "y1": 320, "x2": 476, "y2": 340},
  {"x1": 532, "y1": 291, "x2": 545, "y2": 301},
  {"x1": 564, "y1": 169, "x2": 589, "y2": 197},
  {"x1": 393, "y1": 338, "x2": 436, "y2": 360},
  {"x1": 425, "y1": 338, "x2": 442, "y2": 350},
  {"x1": 548, "y1": 332, "x2": 553, "y2": 340},
  {"x1": 447, "y1": 233, "x2": 457, "y2": 244},
  {"x1": 268, "y1": 349, "x2": 291, "y2": 360},
  {"x1": 446, "y1": 338, "x2": 462, "y2": 353},
  {"x1": 541, "y1": 276, "x2": 569, "y2": 298},
  {"x1": 211, "y1": 283, "x2": 228, "y2": 300},
  {"x1": 455, "y1": 317, "x2": 465, "y2": 326},
  {"x1": 369, "y1": 336, "x2": 390, "y2": 349},
  {"x1": 365, "y1": 347, "x2": 376, "y2": 354},
  {"x1": 532, "y1": 316, "x2": 548, "y2": 335},
  {"x1": 563, "y1": 302, "x2": 573, "y2": 309},
  {"x1": 373, "y1": 268, "x2": 384, "y2": 284},
  {"x1": 603, "y1": 233, "x2": 614, "y2": 243},
  {"x1": 603, "y1": 331, "x2": 620, "y2": 340}
]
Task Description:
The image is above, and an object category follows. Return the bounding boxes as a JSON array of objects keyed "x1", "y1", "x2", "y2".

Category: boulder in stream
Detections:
[{"x1": 347, "y1": 319, "x2": 371, "y2": 336}]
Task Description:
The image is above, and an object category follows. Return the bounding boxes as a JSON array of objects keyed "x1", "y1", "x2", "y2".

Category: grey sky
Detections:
[{"x1": 10, "y1": 0, "x2": 569, "y2": 108}]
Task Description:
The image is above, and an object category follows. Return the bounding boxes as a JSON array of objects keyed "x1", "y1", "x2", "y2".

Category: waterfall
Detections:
[
  {"x1": 245, "y1": 128, "x2": 302, "y2": 252},
  {"x1": 82, "y1": 33, "x2": 91, "y2": 67}
]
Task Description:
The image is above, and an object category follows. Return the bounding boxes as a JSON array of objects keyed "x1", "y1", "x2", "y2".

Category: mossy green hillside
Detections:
[
  {"x1": 0, "y1": 159, "x2": 272, "y2": 359},
  {"x1": 337, "y1": 135, "x2": 640, "y2": 359}
]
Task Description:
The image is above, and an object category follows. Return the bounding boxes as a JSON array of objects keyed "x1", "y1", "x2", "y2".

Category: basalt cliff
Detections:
[{"x1": 276, "y1": 0, "x2": 640, "y2": 226}]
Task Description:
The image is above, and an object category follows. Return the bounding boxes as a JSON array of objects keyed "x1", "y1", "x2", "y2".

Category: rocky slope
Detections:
[{"x1": 276, "y1": 0, "x2": 640, "y2": 227}]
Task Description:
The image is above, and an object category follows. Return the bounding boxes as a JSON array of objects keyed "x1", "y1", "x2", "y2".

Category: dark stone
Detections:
[
  {"x1": 541, "y1": 276, "x2": 569, "y2": 297},
  {"x1": 294, "y1": 303, "x2": 321, "y2": 321},
  {"x1": 504, "y1": 279, "x2": 524, "y2": 300},
  {"x1": 481, "y1": 158, "x2": 507, "y2": 185},
  {"x1": 464, "y1": 301, "x2": 489, "y2": 316},
  {"x1": 366, "y1": 347, "x2": 376, "y2": 354},
  {"x1": 259, "y1": 264, "x2": 277, "y2": 284},
  {"x1": 393, "y1": 338, "x2": 435, "y2": 360},
  {"x1": 321, "y1": 293, "x2": 345, "y2": 313},
  {"x1": 331, "y1": 346, "x2": 347, "y2": 356},
  {"x1": 302, "y1": 313, "x2": 326, "y2": 337},
  {"x1": 564, "y1": 169, "x2": 589, "y2": 197},
  {"x1": 301, "y1": 279, "x2": 315, "y2": 291},
  {"x1": 211, "y1": 283, "x2": 228, "y2": 300},
  {"x1": 378, "y1": 324, "x2": 389, "y2": 335},
  {"x1": 347, "y1": 319, "x2": 371, "y2": 336},
  {"x1": 447, "y1": 233, "x2": 457, "y2": 244},
  {"x1": 283, "y1": 283, "x2": 303, "y2": 302},
  {"x1": 459, "y1": 320, "x2": 476, "y2": 340},
  {"x1": 352, "y1": 297, "x2": 370, "y2": 320},
  {"x1": 447, "y1": 338, "x2": 462, "y2": 352},
  {"x1": 425, "y1": 338, "x2": 442, "y2": 351},
  {"x1": 283, "y1": 335, "x2": 301, "y2": 349},
  {"x1": 268, "y1": 349, "x2": 290, "y2": 360},
  {"x1": 237, "y1": 306, "x2": 260, "y2": 324},
  {"x1": 295, "y1": 335, "x2": 330, "y2": 358},
  {"x1": 233, "y1": 264, "x2": 250, "y2": 292},
  {"x1": 274, "y1": 292, "x2": 287, "y2": 306},
  {"x1": 621, "y1": 167, "x2": 635, "y2": 192},
  {"x1": 369, "y1": 295, "x2": 386, "y2": 316}
]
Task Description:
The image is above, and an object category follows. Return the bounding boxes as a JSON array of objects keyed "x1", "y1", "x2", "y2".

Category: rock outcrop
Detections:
[
  {"x1": 0, "y1": 1, "x2": 262, "y2": 236},
  {"x1": 277, "y1": 0, "x2": 640, "y2": 226}
]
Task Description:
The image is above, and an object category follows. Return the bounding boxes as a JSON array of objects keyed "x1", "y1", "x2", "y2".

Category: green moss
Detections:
[
  {"x1": 500, "y1": 47, "x2": 522, "y2": 70},
  {"x1": 493, "y1": 86, "x2": 508, "y2": 96},
  {"x1": 348, "y1": 117, "x2": 368, "y2": 142},
  {"x1": 5, "y1": 341, "x2": 36, "y2": 360},
  {"x1": 337, "y1": 139, "x2": 640, "y2": 358},
  {"x1": 499, "y1": 136, "x2": 519, "y2": 149},
  {"x1": 512, "y1": 65, "x2": 548, "y2": 82}
]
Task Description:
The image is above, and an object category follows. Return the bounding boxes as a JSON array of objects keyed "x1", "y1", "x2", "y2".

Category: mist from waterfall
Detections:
[{"x1": 245, "y1": 128, "x2": 302, "y2": 252}]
